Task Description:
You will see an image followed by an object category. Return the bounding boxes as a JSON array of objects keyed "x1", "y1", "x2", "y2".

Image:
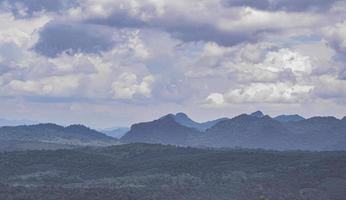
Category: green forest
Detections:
[{"x1": 1, "y1": 143, "x2": 346, "y2": 200}]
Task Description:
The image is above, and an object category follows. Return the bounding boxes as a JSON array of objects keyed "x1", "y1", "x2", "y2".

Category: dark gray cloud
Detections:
[
  {"x1": 86, "y1": 13, "x2": 258, "y2": 47},
  {"x1": 2, "y1": 0, "x2": 342, "y2": 52},
  {"x1": 79, "y1": 0, "x2": 333, "y2": 47},
  {"x1": 34, "y1": 22, "x2": 115, "y2": 57},
  {"x1": 223, "y1": 0, "x2": 341, "y2": 12},
  {"x1": 86, "y1": 11, "x2": 145, "y2": 28},
  {"x1": 0, "y1": 64, "x2": 10, "y2": 75},
  {"x1": 165, "y1": 23, "x2": 258, "y2": 46},
  {"x1": 222, "y1": 0, "x2": 271, "y2": 10},
  {"x1": 0, "y1": 0, "x2": 78, "y2": 17}
]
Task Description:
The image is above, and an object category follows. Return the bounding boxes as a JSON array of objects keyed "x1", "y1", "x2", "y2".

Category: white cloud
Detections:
[
  {"x1": 0, "y1": 24, "x2": 157, "y2": 100},
  {"x1": 323, "y1": 21, "x2": 346, "y2": 53},
  {"x1": 112, "y1": 73, "x2": 155, "y2": 99},
  {"x1": 225, "y1": 83, "x2": 313, "y2": 104},
  {"x1": 217, "y1": 7, "x2": 324, "y2": 32},
  {"x1": 0, "y1": 12, "x2": 51, "y2": 48},
  {"x1": 293, "y1": 41, "x2": 337, "y2": 76},
  {"x1": 6, "y1": 75, "x2": 80, "y2": 96},
  {"x1": 261, "y1": 49, "x2": 312, "y2": 74},
  {"x1": 313, "y1": 75, "x2": 346, "y2": 99},
  {"x1": 205, "y1": 93, "x2": 225, "y2": 106}
]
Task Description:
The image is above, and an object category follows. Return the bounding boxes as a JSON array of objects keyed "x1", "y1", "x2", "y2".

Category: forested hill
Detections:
[
  {"x1": 0, "y1": 123, "x2": 118, "y2": 151},
  {"x1": 1, "y1": 143, "x2": 346, "y2": 200}
]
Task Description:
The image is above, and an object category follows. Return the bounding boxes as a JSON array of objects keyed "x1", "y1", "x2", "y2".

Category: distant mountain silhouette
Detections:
[
  {"x1": 282, "y1": 116, "x2": 346, "y2": 150},
  {"x1": 121, "y1": 114, "x2": 201, "y2": 145},
  {"x1": 173, "y1": 112, "x2": 227, "y2": 131},
  {"x1": 121, "y1": 112, "x2": 346, "y2": 150},
  {"x1": 101, "y1": 127, "x2": 129, "y2": 139},
  {"x1": 200, "y1": 114, "x2": 297, "y2": 150},
  {"x1": 250, "y1": 111, "x2": 264, "y2": 118},
  {"x1": 0, "y1": 123, "x2": 118, "y2": 151},
  {"x1": 2, "y1": 112, "x2": 346, "y2": 151},
  {"x1": 274, "y1": 114, "x2": 305, "y2": 122}
]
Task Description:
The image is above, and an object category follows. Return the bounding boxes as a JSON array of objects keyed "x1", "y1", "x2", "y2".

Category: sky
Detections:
[{"x1": 0, "y1": 0, "x2": 345, "y2": 128}]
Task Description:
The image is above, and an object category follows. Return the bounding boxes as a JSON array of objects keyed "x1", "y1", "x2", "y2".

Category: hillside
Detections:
[
  {"x1": 1, "y1": 143, "x2": 346, "y2": 200},
  {"x1": 0, "y1": 123, "x2": 118, "y2": 151},
  {"x1": 201, "y1": 114, "x2": 298, "y2": 150}
]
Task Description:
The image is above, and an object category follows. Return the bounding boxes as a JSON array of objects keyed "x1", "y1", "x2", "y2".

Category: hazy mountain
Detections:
[
  {"x1": 101, "y1": 127, "x2": 129, "y2": 139},
  {"x1": 121, "y1": 112, "x2": 346, "y2": 150},
  {"x1": 2, "y1": 112, "x2": 345, "y2": 151},
  {"x1": 274, "y1": 114, "x2": 305, "y2": 122},
  {"x1": 173, "y1": 112, "x2": 227, "y2": 131},
  {"x1": 121, "y1": 114, "x2": 201, "y2": 145},
  {"x1": 282, "y1": 116, "x2": 346, "y2": 150},
  {"x1": 1, "y1": 143, "x2": 346, "y2": 200},
  {"x1": 203, "y1": 114, "x2": 346, "y2": 150},
  {"x1": 201, "y1": 114, "x2": 297, "y2": 150},
  {"x1": 0, "y1": 123, "x2": 118, "y2": 151},
  {"x1": 250, "y1": 111, "x2": 264, "y2": 118}
]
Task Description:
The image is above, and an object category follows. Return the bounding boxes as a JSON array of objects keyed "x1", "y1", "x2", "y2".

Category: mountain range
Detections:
[
  {"x1": 121, "y1": 111, "x2": 346, "y2": 151},
  {"x1": 1, "y1": 111, "x2": 345, "y2": 151}
]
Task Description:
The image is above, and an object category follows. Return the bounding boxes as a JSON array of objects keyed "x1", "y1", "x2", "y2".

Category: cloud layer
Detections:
[{"x1": 0, "y1": 0, "x2": 345, "y2": 127}]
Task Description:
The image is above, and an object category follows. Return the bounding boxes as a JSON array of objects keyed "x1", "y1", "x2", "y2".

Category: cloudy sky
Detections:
[{"x1": 0, "y1": 0, "x2": 345, "y2": 128}]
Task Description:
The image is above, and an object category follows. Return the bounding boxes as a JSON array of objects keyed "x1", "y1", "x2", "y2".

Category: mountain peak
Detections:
[
  {"x1": 173, "y1": 113, "x2": 227, "y2": 131},
  {"x1": 159, "y1": 114, "x2": 175, "y2": 120},
  {"x1": 172, "y1": 113, "x2": 200, "y2": 129},
  {"x1": 250, "y1": 111, "x2": 264, "y2": 118},
  {"x1": 233, "y1": 114, "x2": 258, "y2": 121},
  {"x1": 65, "y1": 124, "x2": 92, "y2": 131},
  {"x1": 175, "y1": 112, "x2": 189, "y2": 118}
]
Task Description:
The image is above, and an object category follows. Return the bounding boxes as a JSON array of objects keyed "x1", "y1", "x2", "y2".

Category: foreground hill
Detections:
[
  {"x1": 121, "y1": 112, "x2": 346, "y2": 150},
  {"x1": 0, "y1": 143, "x2": 346, "y2": 200},
  {"x1": 0, "y1": 123, "x2": 118, "y2": 151}
]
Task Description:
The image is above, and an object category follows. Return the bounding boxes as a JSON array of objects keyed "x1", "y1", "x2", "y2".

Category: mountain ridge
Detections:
[
  {"x1": 2, "y1": 112, "x2": 346, "y2": 151},
  {"x1": 274, "y1": 114, "x2": 305, "y2": 122},
  {"x1": 121, "y1": 112, "x2": 346, "y2": 150},
  {"x1": 172, "y1": 112, "x2": 228, "y2": 131}
]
